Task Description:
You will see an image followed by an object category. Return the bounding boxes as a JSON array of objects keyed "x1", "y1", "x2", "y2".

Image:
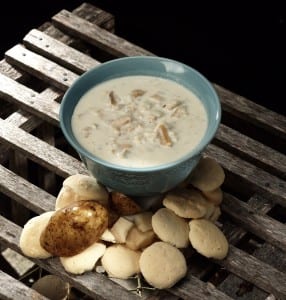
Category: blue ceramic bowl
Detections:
[{"x1": 60, "y1": 56, "x2": 221, "y2": 197}]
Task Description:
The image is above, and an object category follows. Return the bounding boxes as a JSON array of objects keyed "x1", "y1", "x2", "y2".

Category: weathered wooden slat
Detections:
[
  {"x1": 5, "y1": 45, "x2": 78, "y2": 91},
  {"x1": 216, "y1": 245, "x2": 286, "y2": 299},
  {"x1": 192, "y1": 194, "x2": 278, "y2": 298},
  {"x1": 0, "y1": 164, "x2": 55, "y2": 214},
  {"x1": 37, "y1": 123, "x2": 57, "y2": 194},
  {"x1": 215, "y1": 124, "x2": 286, "y2": 180},
  {"x1": 0, "y1": 216, "x2": 140, "y2": 300},
  {"x1": 0, "y1": 87, "x2": 61, "y2": 164},
  {"x1": 219, "y1": 243, "x2": 286, "y2": 300},
  {"x1": 5, "y1": 109, "x2": 41, "y2": 132},
  {"x1": 39, "y1": 3, "x2": 115, "y2": 57},
  {"x1": 224, "y1": 194, "x2": 274, "y2": 245},
  {"x1": 73, "y1": 2, "x2": 115, "y2": 31},
  {"x1": 0, "y1": 118, "x2": 87, "y2": 178},
  {"x1": 215, "y1": 84, "x2": 286, "y2": 142},
  {"x1": 52, "y1": 10, "x2": 154, "y2": 57},
  {"x1": 0, "y1": 111, "x2": 41, "y2": 164},
  {"x1": 0, "y1": 270, "x2": 49, "y2": 300},
  {"x1": 23, "y1": 29, "x2": 99, "y2": 74},
  {"x1": 206, "y1": 144, "x2": 286, "y2": 207},
  {"x1": 0, "y1": 59, "x2": 28, "y2": 82},
  {"x1": 222, "y1": 193, "x2": 286, "y2": 252},
  {"x1": 0, "y1": 73, "x2": 61, "y2": 125},
  {"x1": 9, "y1": 150, "x2": 31, "y2": 226},
  {"x1": 169, "y1": 274, "x2": 233, "y2": 300}
]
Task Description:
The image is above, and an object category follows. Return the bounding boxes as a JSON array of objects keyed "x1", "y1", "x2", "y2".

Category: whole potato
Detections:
[{"x1": 40, "y1": 200, "x2": 108, "y2": 257}]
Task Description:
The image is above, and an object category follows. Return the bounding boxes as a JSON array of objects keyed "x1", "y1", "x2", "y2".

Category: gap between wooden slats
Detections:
[
  {"x1": 0, "y1": 270, "x2": 49, "y2": 300},
  {"x1": 0, "y1": 216, "x2": 140, "y2": 300},
  {"x1": 5, "y1": 45, "x2": 78, "y2": 91},
  {"x1": 23, "y1": 29, "x2": 100, "y2": 74},
  {"x1": 215, "y1": 245, "x2": 286, "y2": 299},
  {"x1": 0, "y1": 164, "x2": 55, "y2": 214},
  {"x1": 215, "y1": 124, "x2": 286, "y2": 180},
  {"x1": 0, "y1": 118, "x2": 87, "y2": 178},
  {"x1": 222, "y1": 193, "x2": 286, "y2": 252},
  {"x1": 0, "y1": 111, "x2": 41, "y2": 164},
  {"x1": 169, "y1": 274, "x2": 233, "y2": 300},
  {"x1": 215, "y1": 84, "x2": 286, "y2": 145},
  {"x1": 206, "y1": 144, "x2": 286, "y2": 208},
  {"x1": 0, "y1": 73, "x2": 61, "y2": 126},
  {"x1": 218, "y1": 195, "x2": 275, "y2": 299},
  {"x1": 52, "y1": 10, "x2": 154, "y2": 57},
  {"x1": 5, "y1": 39, "x2": 286, "y2": 182}
]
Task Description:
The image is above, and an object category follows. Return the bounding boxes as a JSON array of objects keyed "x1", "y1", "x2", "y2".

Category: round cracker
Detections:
[
  {"x1": 209, "y1": 206, "x2": 221, "y2": 223},
  {"x1": 139, "y1": 241, "x2": 187, "y2": 289},
  {"x1": 152, "y1": 208, "x2": 189, "y2": 248},
  {"x1": 163, "y1": 188, "x2": 208, "y2": 219},
  {"x1": 20, "y1": 211, "x2": 54, "y2": 259},
  {"x1": 189, "y1": 219, "x2": 228, "y2": 259},
  {"x1": 58, "y1": 174, "x2": 109, "y2": 208},
  {"x1": 189, "y1": 157, "x2": 225, "y2": 192},
  {"x1": 203, "y1": 200, "x2": 216, "y2": 220},
  {"x1": 101, "y1": 245, "x2": 140, "y2": 279},
  {"x1": 202, "y1": 188, "x2": 223, "y2": 206},
  {"x1": 60, "y1": 242, "x2": 106, "y2": 274}
]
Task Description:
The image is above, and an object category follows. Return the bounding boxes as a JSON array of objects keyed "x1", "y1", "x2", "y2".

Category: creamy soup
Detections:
[{"x1": 71, "y1": 75, "x2": 208, "y2": 168}]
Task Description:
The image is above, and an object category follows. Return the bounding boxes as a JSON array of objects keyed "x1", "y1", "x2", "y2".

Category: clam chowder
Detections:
[{"x1": 71, "y1": 76, "x2": 208, "y2": 167}]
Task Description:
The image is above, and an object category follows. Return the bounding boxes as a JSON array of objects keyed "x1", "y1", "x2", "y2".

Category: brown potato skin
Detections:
[
  {"x1": 111, "y1": 192, "x2": 141, "y2": 216},
  {"x1": 40, "y1": 200, "x2": 108, "y2": 257}
]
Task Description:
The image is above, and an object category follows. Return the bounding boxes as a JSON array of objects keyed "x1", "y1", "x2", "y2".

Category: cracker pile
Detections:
[{"x1": 19, "y1": 157, "x2": 229, "y2": 290}]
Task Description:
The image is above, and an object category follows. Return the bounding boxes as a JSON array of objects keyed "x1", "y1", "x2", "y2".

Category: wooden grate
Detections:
[{"x1": 0, "y1": 3, "x2": 285, "y2": 299}]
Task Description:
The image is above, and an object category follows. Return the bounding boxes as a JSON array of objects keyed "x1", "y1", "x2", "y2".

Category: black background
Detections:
[{"x1": 0, "y1": 1, "x2": 285, "y2": 115}]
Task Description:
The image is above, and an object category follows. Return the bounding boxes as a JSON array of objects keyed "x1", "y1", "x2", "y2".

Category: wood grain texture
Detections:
[
  {"x1": 169, "y1": 274, "x2": 233, "y2": 300},
  {"x1": 0, "y1": 270, "x2": 48, "y2": 300},
  {"x1": 36, "y1": 123, "x2": 57, "y2": 194},
  {"x1": 23, "y1": 29, "x2": 99, "y2": 74},
  {"x1": 0, "y1": 111, "x2": 41, "y2": 164},
  {"x1": 73, "y1": 2, "x2": 115, "y2": 31},
  {"x1": 5, "y1": 44, "x2": 78, "y2": 91},
  {"x1": 215, "y1": 84, "x2": 286, "y2": 141},
  {"x1": 216, "y1": 245, "x2": 286, "y2": 299},
  {"x1": 0, "y1": 59, "x2": 28, "y2": 82},
  {"x1": 0, "y1": 118, "x2": 87, "y2": 178},
  {"x1": 215, "y1": 123, "x2": 286, "y2": 179},
  {"x1": 219, "y1": 243, "x2": 286, "y2": 300},
  {"x1": 206, "y1": 144, "x2": 286, "y2": 207},
  {"x1": 0, "y1": 164, "x2": 55, "y2": 214},
  {"x1": 211, "y1": 196, "x2": 276, "y2": 299},
  {"x1": 52, "y1": 10, "x2": 154, "y2": 57},
  {"x1": 0, "y1": 73, "x2": 61, "y2": 125},
  {"x1": 222, "y1": 193, "x2": 286, "y2": 252},
  {"x1": 9, "y1": 150, "x2": 31, "y2": 226}
]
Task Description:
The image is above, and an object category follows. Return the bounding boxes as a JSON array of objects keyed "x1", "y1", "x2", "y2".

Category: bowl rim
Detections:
[{"x1": 60, "y1": 56, "x2": 221, "y2": 172}]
